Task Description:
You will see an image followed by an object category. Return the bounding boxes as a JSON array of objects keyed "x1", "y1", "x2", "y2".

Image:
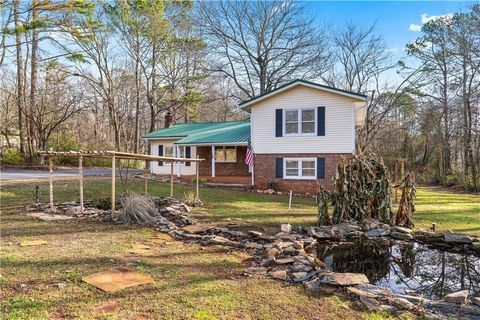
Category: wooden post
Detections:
[
  {"x1": 49, "y1": 157, "x2": 54, "y2": 209},
  {"x1": 111, "y1": 155, "x2": 116, "y2": 214},
  {"x1": 211, "y1": 145, "x2": 215, "y2": 177},
  {"x1": 144, "y1": 160, "x2": 148, "y2": 194},
  {"x1": 79, "y1": 155, "x2": 84, "y2": 213},
  {"x1": 170, "y1": 161, "x2": 174, "y2": 197},
  {"x1": 195, "y1": 155, "x2": 200, "y2": 201}
]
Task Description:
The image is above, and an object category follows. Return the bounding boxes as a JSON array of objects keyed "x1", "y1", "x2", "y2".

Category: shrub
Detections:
[
  {"x1": 267, "y1": 178, "x2": 279, "y2": 191},
  {"x1": 191, "y1": 177, "x2": 207, "y2": 184},
  {"x1": 0, "y1": 147, "x2": 23, "y2": 165}
]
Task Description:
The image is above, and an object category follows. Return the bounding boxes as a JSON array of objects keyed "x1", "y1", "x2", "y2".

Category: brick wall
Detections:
[
  {"x1": 197, "y1": 146, "x2": 250, "y2": 176},
  {"x1": 253, "y1": 153, "x2": 350, "y2": 193}
]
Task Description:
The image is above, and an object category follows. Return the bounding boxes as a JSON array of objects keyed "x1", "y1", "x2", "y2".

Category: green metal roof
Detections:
[{"x1": 143, "y1": 121, "x2": 250, "y2": 145}]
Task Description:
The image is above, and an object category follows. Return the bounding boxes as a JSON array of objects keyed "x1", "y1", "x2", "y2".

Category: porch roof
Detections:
[{"x1": 143, "y1": 121, "x2": 250, "y2": 145}]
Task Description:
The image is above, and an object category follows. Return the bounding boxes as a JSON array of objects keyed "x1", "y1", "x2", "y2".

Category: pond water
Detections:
[{"x1": 316, "y1": 240, "x2": 480, "y2": 300}]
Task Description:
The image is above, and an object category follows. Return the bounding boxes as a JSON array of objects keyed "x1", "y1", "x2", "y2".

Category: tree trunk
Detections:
[
  {"x1": 13, "y1": 0, "x2": 25, "y2": 156},
  {"x1": 29, "y1": 0, "x2": 39, "y2": 161}
]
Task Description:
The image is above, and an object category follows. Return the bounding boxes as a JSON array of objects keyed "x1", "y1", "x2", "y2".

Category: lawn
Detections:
[{"x1": 0, "y1": 177, "x2": 478, "y2": 319}]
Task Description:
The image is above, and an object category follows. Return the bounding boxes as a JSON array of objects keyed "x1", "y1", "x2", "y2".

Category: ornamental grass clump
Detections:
[
  {"x1": 119, "y1": 194, "x2": 158, "y2": 224},
  {"x1": 317, "y1": 186, "x2": 331, "y2": 226},
  {"x1": 319, "y1": 154, "x2": 393, "y2": 225}
]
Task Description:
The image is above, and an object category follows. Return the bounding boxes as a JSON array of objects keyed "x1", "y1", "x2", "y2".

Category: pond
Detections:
[{"x1": 316, "y1": 240, "x2": 480, "y2": 300}]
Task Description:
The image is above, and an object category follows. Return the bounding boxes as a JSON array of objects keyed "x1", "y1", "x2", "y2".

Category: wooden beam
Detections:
[
  {"x1": 195, "y1": 154, "x2": 200, "y2": 201},
  {"x1": 49, "y1": 157, "x2": 54, "y2": 210},
  {"x1": 79, "y1": 155, "x2": 84, "y2": 213},
  {"x1": 111, "y1": 155, "x2": 116, "y2": 215},
  {"x1": 170, "y1": 161, "x2": 174, "y2": 197},
  {"x1": 211, "y1": 146, "x2": 215, "y2": 177},
  {"x1": 144, "y1": 160, "x2": 148, "y2": 194}
]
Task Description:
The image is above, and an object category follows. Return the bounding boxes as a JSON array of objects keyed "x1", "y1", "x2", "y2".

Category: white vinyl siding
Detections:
[
  {"x1": 149, "y1": 139, "x2": 197, "y2": 176},
  {"x1": 284, "y1": 158, "x2": 317, "y2": 180},
  {"x1": 250, "y1": 85, "x2": 356, "y2": 154}
]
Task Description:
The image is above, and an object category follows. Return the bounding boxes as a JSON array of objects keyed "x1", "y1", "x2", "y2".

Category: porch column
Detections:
[{"x1": 211, "y1": 145, "x2": 215, "y2": 177}]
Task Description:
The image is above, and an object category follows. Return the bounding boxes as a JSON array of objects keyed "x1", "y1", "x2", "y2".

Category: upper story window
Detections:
[
  {"x1": 284, "y1": 108, "x2": 316, "y2": 135},
  {"x1": 215, "y1": 146, "x2": 236, "y2": 162}
]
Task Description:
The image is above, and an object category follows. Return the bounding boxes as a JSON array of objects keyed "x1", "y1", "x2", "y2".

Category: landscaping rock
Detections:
[
  {"x1": 444, "y1": 290, "x2": 469, "y2": 304},
  {"x1": 391, "y1": 297, "x2": 415, "y2": 310},
  {"x1": 245, "y1": 267, "x2": 268, "y2": 276},
  {"x1": 293, "y1": 241, "x2": 304, "y2": 250},
  {"x1": 346, "y1": 287, "x2": 378, "y2": 298},
  {"x1": 319, "y1": 272, "x2": 369, "y2": 286},
  {"x1": 365, "y1": 228, "x2": 390, "y2": 237},
  {"x1": 275, "y1": 258, "x2": 295, "y2": 265},
  {"x1": 443, "y1": 233, "x2": 473, "y2": 244},
  {"x1": 392, "y1": 226, "x2": 413, "y2": 234},
  {"x1": 208, "y1": 236, "x2": 242, "y2": 247},
  {"x1": 248, "y1": 230, "x2": 263, "y2": 237},
  {"x1": 471, "y1": 297, "x2": 480, "y2": 307},
  {"x1": 281, "y1": 223, "x2": 292, "y2": 233},
  {"x1": 291, "y1": 272, "x2": 308, "y2": 281},
  {"x1": 267, "y1": 248, "x2": 280, "y2": 259},
  {"x1": 270, "y1": 270, "x2": 287, "y2": 280},
  {"x1": 360, "y1": 295, "x2": 382, "y2": 311},
  {"x1": 391, "y1": 231, "x2": 414, "y2": 241},
  {"x1": 361, "y1": 218, "x2": 380, "y2": 231},
  {"x1": 307, "y1": 227, "x2": 332, "y2": 240}
]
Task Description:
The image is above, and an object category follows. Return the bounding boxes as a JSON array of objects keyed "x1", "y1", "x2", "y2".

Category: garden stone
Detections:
[
  {"x1": 307, "y1": 227, "x2": 332, "y2": 240},
  {"x1": 346, "y1": 287, "x2": 378, "y2": 298},
  {"x1": 391, "y1": 231, "x2": 414, "y2": 241},
  {"x1": 291, "y1": 262, "x2": 312, "y2": 272},
  {"x1": 472, "y1": 297, "x2": 480, "y2": 307},
  {"x1": 281, "y1": 223, "x2": 292, "y2": 233},
  {"x1": 472, "y1": 242, "x2": 480, "y2": 252},
  {"x1": 365, "y1": 228, "x2": 390, "y2": 237},
  {"x1": 267, "y1": 248, "x2": 280, "y2": 259},
  {"x1": 392, "y1": 226, "x2": 413, "y2": 234},
  {"x1": 443, "y1": 233, "x2": 473, "y2": 244},
  {"x1": 444, "y1": 290, "x2": 469, "y2": 304},
  {"x1": 275, "y1": 258, "x2": 295, "y2": 265},
  {"x1": 208, "y1": 236, "x2": 242, "y2": 247},
  {"x1": 260, "y1": 259, "x2": 275, "y2": 267},
  {"x1": 248, "y1": 230, "x2": 263, "y2": 237},
  {"x1": 360, "y1": 295, "x2": 382, "y2": 311},
  {"x1": 293, "y1": 241, "x2": 304, "y2": 250},
  {"x1": 391, "y1": 297, "x2": 415, "y2": 310},
  {"x1": 361, "y1": 218, "x2": 380, "y2": 231},
  {"x1": 282, "y1": 247, "x2": 297, "y2": 256},
  {"x1": 291, "y1": 272, "x2": 308, "y2": 281},
  {"x1": 271, "y1": 270, "x2": 287, "y2": 280},
  {"x1": 245, "y1": 267, "x2": 268, "y2": 276},
  {"x1": 319, "y1": 272, "x2": 369, "y2": 286}
]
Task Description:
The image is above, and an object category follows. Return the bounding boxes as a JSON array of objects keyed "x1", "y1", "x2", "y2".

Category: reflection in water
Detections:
[{"x1": 316, "y1": 240, "x2": 480, "y2": 300}]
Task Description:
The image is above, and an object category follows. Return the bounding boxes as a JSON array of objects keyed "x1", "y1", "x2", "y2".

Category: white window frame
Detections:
[
  {"x1": 283, "y1": 108, "x2": 317, "y2": 136},
  {"x1": 214, "y1": 146, "x2": 237, "y2": 163},
  {"x1": 283, "y1": 158, "x2": 317, "y2": 180},
  {"x1": 161, "y1": 145, "x2": 187, "y2": 166}
]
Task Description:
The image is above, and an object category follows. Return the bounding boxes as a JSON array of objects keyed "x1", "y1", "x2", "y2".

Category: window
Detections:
[
  {"x1": 215, "y1": 146, "x2": 236, "y2": 162},
  {"x1": 283, "y1": 158, "x2": 316, "y2": 179},
  {"x1": 284, "y1": 108, "x2": 316, "y2": 135},
  {"x1": 164, "y1": 146, "x2": 174, "y2": 158},
  {"x1": 161, "y1": 145, "x2": 189, "y2": 166}
]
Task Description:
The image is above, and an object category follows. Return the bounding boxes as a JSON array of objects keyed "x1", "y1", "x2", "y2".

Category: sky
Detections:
[{"x1": 308, "y1": 1, "x2": 471, "y2": 58}]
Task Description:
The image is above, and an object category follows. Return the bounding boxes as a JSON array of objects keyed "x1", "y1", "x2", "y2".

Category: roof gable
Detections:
[{"x1": 240, "y1": 79, "x2": 367, "y2": 110}]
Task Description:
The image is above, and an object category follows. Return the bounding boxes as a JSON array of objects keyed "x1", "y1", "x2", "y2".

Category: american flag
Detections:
[{"x1": 245, "y1": 139, "x2": 254, "y2": 167}]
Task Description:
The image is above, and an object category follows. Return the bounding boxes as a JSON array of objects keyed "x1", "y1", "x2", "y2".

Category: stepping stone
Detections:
[
  {"x1": 127, "y1": 244, "x2": 153, "y2": 255},
  {"x1": 38, "y1": 214, "x2": 73, "y2": 221},
  {"x1": 20, "y1": 240, "x2": 48, "y2": 246},
  {"x1": 82, "y1": 268, "x2": 154, "y2": 293}
]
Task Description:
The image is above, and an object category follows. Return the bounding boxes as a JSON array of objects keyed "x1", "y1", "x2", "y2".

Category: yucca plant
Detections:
[{"x1": 395, "y1": 172, "x2": 416, "y2": 227}]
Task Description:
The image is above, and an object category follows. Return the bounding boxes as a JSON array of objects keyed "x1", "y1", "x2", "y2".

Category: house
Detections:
[{"x1": 143, "y1": 79, "x2": 367, "y2": 193}]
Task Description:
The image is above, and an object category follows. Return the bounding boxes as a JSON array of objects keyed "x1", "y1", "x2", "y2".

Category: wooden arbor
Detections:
[{"x1": 38, "y1": 150, "x2": 203, "y2": 215}]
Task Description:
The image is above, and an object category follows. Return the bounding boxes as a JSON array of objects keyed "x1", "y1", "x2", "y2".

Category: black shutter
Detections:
[
  {"x1": 185, "y1": 146, "x2": 191, "y2": 166},
  {"x1": 275, "y1": 109, "x2": 283, "y2": 137},
  {"x1": 158, "y1": 145, "x2": 163, "y2": 166},
  {"x1": 275, "y1": 158, "x2": 283, "y2": 178},
  {"x1": 317, "y1": 157, "x2": 325, "y2": 179},
  {"x1": 317, "y1": 106, "x2": 325, "y2": 136}
]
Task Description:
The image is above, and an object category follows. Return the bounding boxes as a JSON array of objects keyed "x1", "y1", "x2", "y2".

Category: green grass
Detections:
[{"x1": 1, "y1": 177, "x2": 477, "y2": 319}]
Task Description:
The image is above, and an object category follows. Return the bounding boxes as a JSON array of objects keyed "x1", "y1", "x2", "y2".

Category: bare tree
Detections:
[{"x1": 198, "y1": 0, "x2": 332, "y2": 98}]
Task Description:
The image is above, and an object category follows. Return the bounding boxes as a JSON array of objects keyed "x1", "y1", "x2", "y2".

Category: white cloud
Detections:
[
  {"x1": 409, "y1": 24, "x2": 422, "y2": 32},
  {"x1": 421, "y1": 13, "x2": 453, "y2": 24},
  {"x1": 385, "y1": 47, "x2": 399, "y2": 53},
  {"x1": 409, "y1": 13, "x2": 453, "y2": 32}
]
